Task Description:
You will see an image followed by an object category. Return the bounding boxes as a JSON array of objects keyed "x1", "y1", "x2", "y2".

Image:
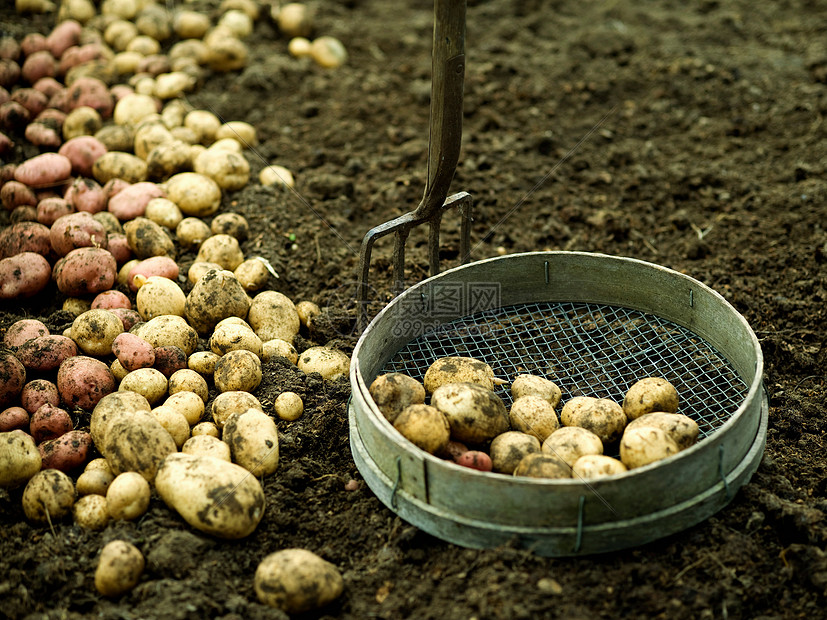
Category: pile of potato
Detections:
[{"x1": 370, "y1": 356, "x2": 700, "y2": 480}]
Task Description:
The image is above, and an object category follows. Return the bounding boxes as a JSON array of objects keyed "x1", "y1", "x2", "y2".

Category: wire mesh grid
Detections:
[{"x1": 382, "y1": 301, "x2": 748, "y2": 440}]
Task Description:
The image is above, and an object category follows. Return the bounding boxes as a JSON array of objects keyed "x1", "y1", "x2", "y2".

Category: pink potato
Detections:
[
  {"x1": 0, "y1": 37, "x2": 20, "y2": 61},
  {"x1": 0, "y1": 252, "x2": 52, "y2": 299},
  {"x1": 0, "y1": 59, "x2": 20, "y2": 89},
  {"x1": 3, "y1": 318, "x2": 49, "y2": 348},
  {"x1": 30, "y1": 403, "x2": 74, "y2": 443},
  {"x1": 0, "y1": 101, "x2": 31, "y2": 130},
  {"x1": 153, "y1": 346, "x2": 187, "y2": 377},
  {"x1": 47, "y1": 20, "x2": 82, "y2": 59},
  {"x1": 106, "y1": 233, "x2": 132, "y2": 264},
  {"x1": 103, "y1": 178, "x2": 130, "y2": 201},
  {"x1": 21, "y1": 50, "x2": 57, "y2": 84},
  {"x1": 442, "y1": 440, "x2": 469, "y2": 462},
  {"x1": 20, "y1": 379, "x2": 60, "y2": 414},
  {"x1": 126, "y1": 256, "x2": 179, "y2": 291},
  {"x1": 11, "y1": 88, "x2": 48, "y2": 118},
  {"x1": 1, "y1": 164, "x2": 17, "y2": 184},
  {"x1": 92, "y1": 289, "x2": 131, "y2": 310},
  {"x1": 0, "y1": 221, "x2": 52, "y2": 258},
  {"x1": 455, "y1": 450, "x2": 493, "y2": 472},
  {"x1": 56, "y1": 355, "x2": 116, "y2": 411},
  {"x1": 14, "y1": 153, "x2": 73, "y2": 189},
  {"x1": 64, "y1": 76, "x2": 113, "y2": 118},
  {"x1": 0, "y1": 406, "x2": 29, "y2": 432},
  {"x1": 107, "y1": 182, "x2": 165, "y2": 220},
  {"x1": 37, "y1": 196, "x2": 74, "y2": 226},
  {"x1": 58, "y1": 44, "x2": 108, "y2": 76},
  {"x1": 0, "y1": 86, "x2": 7, "y2": 105},
  {"x1": 1, "y1": 181, "x2": 38, "y2": 211},
  {"x1": 110, "y1": 84, "x2": 134, "y2": 101},
  {"x1": 39, "y1": 430, "x2": 92, "y2": 472},
  {"x1": 0, "y1": 131, "x2": 13, "y2": 156},
  {"x1": 25, "y1": 122, "x2": 62, "y2": 148},
  {"x1": 35, "y1": 107, "x2": 66, "y2": 126},
  {"x1": 20, "y1": 33, "x2": 47, "y2": 57},
  {"x1": 59, "y1": 136, "x2": 108, "y2": 178},
  {"x1": 52, "y1": 246, "x2": 117, "y2": 296},
  {"x1": 112, "y1": 332, "x2": 155, "y2": 372},
  {"x1": 33, "y1": 77, "x2": 62, "y2": 97},
  {"x1": 0, "y1": 350, "x2": 26, "y2": 408},
  {"x1": 109, "y1": 307, "x2": 142, "y2": 331},
  {"x1": 15, "y1": 335, "x2": 78, "y2": 372},
  {"x1": 64, "y1": 177, "x2": 106, "y2": 213},
  {"x1": 49, "y1": 211, "x2": 108, "y2": 256},
  {"x1": 11, "y1": 206, "x2": 38, "y2": 223}
]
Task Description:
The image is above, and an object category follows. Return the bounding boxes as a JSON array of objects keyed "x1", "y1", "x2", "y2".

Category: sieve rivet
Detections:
[
  {"x1": 544, "y1": 261, "x2": 550, "y2": 284},
  {"x1": 391, "y1": 456, "x2": 403, "y2": 509},
  {"x1": 574, "y1": 495, "x2": 585, "y2": 552},
  {"x1": 690, "y1": 289, "x2": 694, "y2": 307}
]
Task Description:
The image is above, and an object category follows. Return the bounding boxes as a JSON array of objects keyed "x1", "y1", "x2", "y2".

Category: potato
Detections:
[
  {"x1": 72, "y1": 494, "x2": 110, "y2": 530},
  {"x1": 623, "y1": 377, "x2": 679, "y2": 421},
  {"x1": 209, "y1": 321, "x2": 263, "y2": 357},
  {"x1": 234, "y1": 258, "x2": 271, "y2": 291},
  {"x1": 4, "y1": 318, "x2": 49, "y2": 348},
  {"x1": 424, "y1": 356, "x2": 499, "y2": 393},
  {"x1": 146, "y1": 139, "x2": 192, "y2": 180},
  {"x1": 287, "y1": 36, "x2": 312, "y2": 58},
  {"x1": 14, "y1": 152, "x2": 72, "y2": 187},
  {"x1": 187, "y1": 261, "x2": 223, "y2": 284},
  {"x1": 211, "y1": 391, "x2": 263, "y2": 428},
  {"x1": 167, "y1": 369, "x2": 208, "y2": 403},
  {"x1": 143, "y1": 197, "x2": 182, "y2": 229},
  {"x1": 0, "y1": 252, "x2": 51, "y2": 298},
  {"x1": 0, "y1": 222, "x2": 50, "y2": 258},
  {"x1": 195, "y1": 234, "x2": 244, "y2": 270},
  {"x1": 0, "y1": 407, "x2": 29, "y2": 432},
  {"x1": 182, "y1": 434, "x2": 231, "y2": 461},
  {"x1": 49, "y1": 211, "x2": 108, "y2": 256},
  {"x1": 57, "y1": 355, "x2": 116, "y2": 411},
  {"x1": 222, "y1": 408, "x2": 279, "y2": 476},
  {"x1": 119, "y1": 368, "x2": 168, "y2": 405},
  {"x1": 513, "y1": 453, "x2": 571, "y2": 479},
  {"x1": 214, "y1": 350, "x2": 262, "y2": 393},
  {"x1": 92, "y1": 151, "x2": 148, "y2": 184},
  {"x1": 262, "y1": 339, "x2": 298, "y2": 365},
  {"x1": 22, "y1": 469, "x2": 76, "y2": 523},
  {"x1": 126, "y1": 255, "x2": 179, "y2": 291},
  {"x1": 185, "y1": 269, "x2": 251, "y2": 335},
  {"x1": 259, "y1": 164, "x2": 295, "y2": 188},
  {"x1": 248, "y1": 291, "x2": 300, "y2": 343},
  {"x1": 104, "y1": 412, "x2": 177, "y2": 480},
  {"x1": 135, "y1": 276, "x2": 186, "y2": 320},
  {"x1": 369, "y1": 373, "x2": 426, "y2": 424},
  {"x1": 66, "y1": 178, "x2": 106, "y2": 214},
  {"x1": 560, "y1": 397, "x2": 627, "y2": 445},
  {"x1": 191, "y1": 421, "x2": 219, "y2": 438},
  {"x1": 151, "y1": 405, "x2": 190, "y2": 448},
  {"x1": 193, "y1": 148, "x2": 250, "y2": 190},
  {"x1": 541, "y1": 426, "x2": 603, "y2": 468},
  {"x1": 255, "y1": 549, "x2": 344, "y2": 614},
  {"x1": 59, "y1": 135, "x2": 108, "y2": 177},
  {"x1": 72, "y1": 308, "x2": 124, "y2": 355},
  {"x1": 153, "y1": 346, "x2": 187, "y2": 377},
  {"x1": 393, "y1": 404, "x2": 450, "y2": 456},
  {"x1": 124, "y1": 216, "x2": 175, "y2": 258},
  {"x1": 431, "y1": 382, "x2": 510, "y2": 445},
  {"x1": 108, "y1": 182, "x2": 165, "y2": 221},
  {"x1": 310, "y1": 36, "x2": 347, "y2": 69},
  {"x1": 273, "y1": 392, "x2": 303, "y2": 422},
  {"x1": 215, "y1": 121, "x2": 256, "y2": 146},
  {"x1": 175, "y1": 217, "x2": 211, "y2": 249},
  {"x1": 276, "y1": 3, "x2": 313, "y2": 37},
  {"x1": 39, "y1": 429, "x2": 92, "y2": 471},
  {"x1": 133, "y1": 314, "x2": 198, "y2": 355},
  {"x1": 164, "y1": 171, "x2": 221, "y2": 217},
  {"x1": 1, "y1": 181, "x2": 38, "y2": 212},
  {"x1": 155, "y1": 452, "x2": 266, "y2": 538},
  {"x1": 95, "y1": 124, "x2": 134, "y2": 152},
  {"x1": 297, "y1": 346, "x2": 350, "y2": 381},
  {"x1": 94, "y1": 540, "x2": 144, "y2": 597},
  {"x1": 625, "y1": 412, "x2": 699, "y2": 451},
  {"x1": 76, "y1": 468, "x2": 114, "y2": 496},
  {"x1": 62, "y1": 105, "x2": 102, "y2": 139},
  {"x1": 109, "y1": 308, "x2": 141, "y2": 331},
  {"x1": 183, "y1": 110, "x2": 220, "y2": 144},
  {"x1": 106, "y1": 471, "x2": 150, "y2": 520},
  {"x1": 37, "y1": 197, "x2": 74, "y2": 226},
  {"x1": 21, "y1": 379, "x2": 59, "y2": 414},
  {"x1": 455, "y1": 450, "x2": 493, "y2": 472},
  {"x1": 206, "y1": 36, "x2": 248, "y2": 72},
  {"x1": 62, "y1": 297, "x2": 91, "y2": 316},
  {"x1": 620, "y1": 426, "x2": 680, "y2": 470},
  {"x1": 30, "y1": 403, "x2": 73, "y2": 442},
  {"x1": 490, "y1": 431, "x2": 542, "y2": 475},
  {"x1": 53, "y1": 246, "x2": 117, "y2": 296},
  {"x1": 571, "y1": 454, "x2": 628, "y2": 479},
  {"x1": 508, "y1": 395, "x2": 560, "y2": 443},
  {"x1": 0, "y1": 430, "x2": 41, "y2": 488},
  {"x1": 173, "y1": 10, "x2": 211, "y2": 39},
  {"x1": 89, "y1": 390, "x2": 151, "y2": 451},
  {"x1": 511, "y1": 374, "x2": 562, "y2": 409}
]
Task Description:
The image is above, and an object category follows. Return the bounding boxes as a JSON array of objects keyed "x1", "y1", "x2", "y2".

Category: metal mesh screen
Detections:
[{"x1": 382, "y1": 301, "x2": 748, "y2": 440}]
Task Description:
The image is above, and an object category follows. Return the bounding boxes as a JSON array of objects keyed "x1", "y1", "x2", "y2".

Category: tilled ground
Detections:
[{"x1": 2, "y1": 0, "x2": 827, "y2": 618}]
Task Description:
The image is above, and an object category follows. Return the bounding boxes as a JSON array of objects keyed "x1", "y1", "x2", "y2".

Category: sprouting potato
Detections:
[
  {"x1": 490, "y1": 431, "x2": 541, "y2": 475},
  {"x1": 369, "y1": 372, "x2": 426, "y2": 424},
  {"x1": 622, "y1": 377, "x2": 679, "y2": 421},
  {"x1": 392, "y1": 404, "x2": 450, "y2": 456},
  {"x1": 625, "y1": 412, "x2": 699, "y2": 451},
  {"x1": 423, "y1": 356, "x2": 500, "y2": 393},
  {"x1": 431, "y1": 382, "x2": 510, "y2": 445},
  {"x1": 571, "y1": 454, "x2": 628, "y2": 479},
  {"x1": 560, "y1": 396, "x2": 627, "y2": 445},
  {"x1": 508, "y1": 395, "x2": 560, "y2": 443},
  {"x1": 511, "y1": 374, "x2": 562, "y2": 409},
  {"x1": 620, "y1": 426, "x2": 680, "y2": 470},
  {"x1": 513, "y1": 453, "x2": 571, "y2": 479},
  {"x1": 541, "y1": 426, "x2": 603, "y2": 468}
]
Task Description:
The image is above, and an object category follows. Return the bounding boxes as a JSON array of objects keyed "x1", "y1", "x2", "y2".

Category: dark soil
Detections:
[{"x1": 2, "y1": 0, "x2": 827, "y2": 618}]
